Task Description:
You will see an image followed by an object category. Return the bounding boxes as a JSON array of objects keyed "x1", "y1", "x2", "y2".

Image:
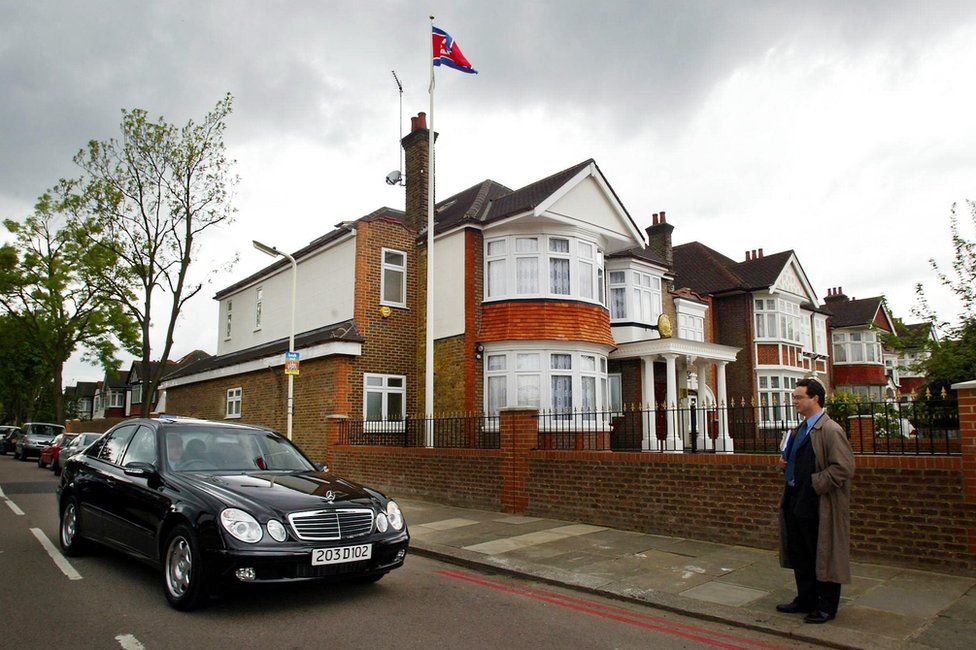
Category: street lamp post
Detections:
[{"x1": 253, "y1": 239, "x2": 297, "y2": 440}]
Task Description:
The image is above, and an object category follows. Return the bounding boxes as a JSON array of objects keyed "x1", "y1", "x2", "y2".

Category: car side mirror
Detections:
[
  {"x1": 318, "y1": 463, "x2": 329, "y2": 472},
  {"x1": 124, "y1": 462, "x2": 158, "y2": 478}
]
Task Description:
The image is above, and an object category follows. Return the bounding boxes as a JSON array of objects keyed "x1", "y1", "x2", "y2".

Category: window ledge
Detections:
[
  {"x1": 225, "y1": 413, "x2": 242, "y2": 420},
  {"x1": 379, "y1": 302, "x2": 408, "y2": 309}
]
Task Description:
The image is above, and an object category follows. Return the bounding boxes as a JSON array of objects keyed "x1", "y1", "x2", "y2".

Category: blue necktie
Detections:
[{"x1": 785, "y1": 421, "x2": 809, "y2": 487}]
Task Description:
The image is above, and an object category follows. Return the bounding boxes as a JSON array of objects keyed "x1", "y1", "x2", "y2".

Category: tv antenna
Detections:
[{"x1": 386, "y1": 70, "x2": 405, "y2": 186}]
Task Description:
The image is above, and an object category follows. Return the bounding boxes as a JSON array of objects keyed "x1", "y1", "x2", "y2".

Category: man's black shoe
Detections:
[
  {"x1": 803, "y1": 610, "x2": 836, "y2": 624},
  {"x1": 776, "y1": 600, "x2": 815, "y2": 614}
]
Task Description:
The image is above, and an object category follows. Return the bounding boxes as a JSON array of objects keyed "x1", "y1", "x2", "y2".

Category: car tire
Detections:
[
  {"x1": 37, "y1": 456, "x2": 45, "y2": 468},
  {"x1": 162, "y1": 525, "x2": 209, "y2": 611},
  {"x1": 19, "y1": 449, "x2": 28, "y2": 462},
  {"x1": 59, "y1": 496, "x2": 88, "y2": 556}
]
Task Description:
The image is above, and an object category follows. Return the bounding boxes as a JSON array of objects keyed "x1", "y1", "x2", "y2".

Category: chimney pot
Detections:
[
  {"x1": 416, "y1": 111, "x2": 427, "y2": 130},
  {"x1": 652, "y1": 212, "x2": 659, "y2": 225},
  {"x1": 745, "y1": 250, "x2": 750, "y2": 261},
  {"x1": 758, "y1": 248, "x2": 764, "y2": 258},
  {"x1": 660, "y1": 210, "x2": 666, "y2": 223}
]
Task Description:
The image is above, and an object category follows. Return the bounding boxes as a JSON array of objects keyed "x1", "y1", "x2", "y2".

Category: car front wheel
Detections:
[
  {"x1": 59, "y1": 497, "x2": 87, "y2": 556},
  {"x1": 163, "y1": 525, "x2": 209, "y2": 611}
]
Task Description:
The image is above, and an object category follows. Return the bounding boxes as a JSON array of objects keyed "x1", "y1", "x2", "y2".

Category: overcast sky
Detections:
[{"x1": 2, "y1": 1, "x2": 975, "y2": 387}]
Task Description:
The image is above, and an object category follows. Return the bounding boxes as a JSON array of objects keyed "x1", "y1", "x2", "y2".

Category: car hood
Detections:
[{"x1": 174, "y1": 471, "x2": 380, "y2": 515}]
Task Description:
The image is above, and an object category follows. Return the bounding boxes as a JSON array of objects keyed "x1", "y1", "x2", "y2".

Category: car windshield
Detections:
[
  {"x1": 79, "y1": 433, "x2": 102, "y2": 446},
  {"x1": 163, "y1": 428, "x2": 314, "y2": 473},
  {"x1": 28, "y1": 424, "x2": 63, "y2": 437}
]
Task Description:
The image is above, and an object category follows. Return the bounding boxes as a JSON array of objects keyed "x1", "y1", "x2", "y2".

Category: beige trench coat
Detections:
[{"x1": 778, "y1": 412, "x2": 856, "y2": 584}]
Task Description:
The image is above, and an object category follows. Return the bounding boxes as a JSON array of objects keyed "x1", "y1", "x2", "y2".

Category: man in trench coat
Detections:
[{"x1": 777, "y1": 378, "x2": 855, "y2": 623}]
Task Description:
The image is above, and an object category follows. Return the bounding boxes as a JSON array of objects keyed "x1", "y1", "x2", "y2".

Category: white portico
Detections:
[{"x1": 611, "y1": 338, "x2": 740, "y2": 452}]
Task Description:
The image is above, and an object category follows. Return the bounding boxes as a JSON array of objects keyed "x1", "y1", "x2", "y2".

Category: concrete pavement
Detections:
[{"x1": 399, "y1": 498, "x2": 976, "y2": 650}]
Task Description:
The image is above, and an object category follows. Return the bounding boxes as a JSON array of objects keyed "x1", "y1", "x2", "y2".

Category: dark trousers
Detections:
[{"x1": 783, "y1": 491, "x2": 842, "y2": 614}]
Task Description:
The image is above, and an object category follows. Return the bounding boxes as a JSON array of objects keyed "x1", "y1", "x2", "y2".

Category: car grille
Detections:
[{"x1": 287, "y1": 508, "x2": 374, "y2": 541}]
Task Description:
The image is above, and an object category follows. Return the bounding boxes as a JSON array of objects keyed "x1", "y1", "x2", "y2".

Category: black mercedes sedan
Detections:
[{"x1": 57, "y1": 416, "x2": 409, "y2": 610}]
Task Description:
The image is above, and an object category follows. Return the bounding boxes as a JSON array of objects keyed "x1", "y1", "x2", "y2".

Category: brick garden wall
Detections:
[
  {"x1": 331, "y1": 447, "x2": 504, "y2": 509},
  {"x1": 524, "y1": 452, "x2": 974, "y2": 573}
]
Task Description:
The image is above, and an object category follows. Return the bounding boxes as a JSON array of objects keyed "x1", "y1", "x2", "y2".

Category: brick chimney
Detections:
[
  {"x1": 645, "y1": 210, "x2": 673, "y2": 268},
  {"x1": 401, "y1": 112, "x2": 438, "y2": 233},
  {"x1": 824, "y1": 286, "x2": 849, "y2": 303}
]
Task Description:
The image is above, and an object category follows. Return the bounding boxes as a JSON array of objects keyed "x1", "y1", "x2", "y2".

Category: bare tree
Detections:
[{"x1": 76, "y1": 94, "x2": 238, "y2": 417}]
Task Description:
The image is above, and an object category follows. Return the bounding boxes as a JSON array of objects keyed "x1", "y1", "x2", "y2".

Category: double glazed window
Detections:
[
  {"x1": 364, "y1": 374, "x2": 406, "y2": 421},
  {"x1": 485, "y1": 235, "x2": 605, "y2": 303},
  {"x1": 754, "y1": 298, "x2": 802, "y2": 343},
  {"x1": 484, "y1": 349, "x2": 609, "y2": 415},
  {"x1": 130, "y1": 383, "x2": 143, "y2": 405},
  {"x1": 107, "y1": 390, "x2": 125, "y2": 408},
  {"x1": 758, "y1": 374, "x2": 799, "y2": 423},
  {"x1": 226, "y1": 387, "x2": 242, "y2": 418},
  {"x1": 832, "y1": 331, "x2": 882, "y2": 364},
  {"x1": 608, "y1": 269, "x2": 663, "y2": 324},
  {"x1": 381, "y1": 249, "x2": 406, "y2": 307},
  {"x1": 678, "y1": 313, "x2": 705, "y2": 341}
]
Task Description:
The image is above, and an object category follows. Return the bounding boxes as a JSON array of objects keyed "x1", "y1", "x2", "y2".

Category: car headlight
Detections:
[
  {"x1": 266, "y1": 519, "x2": 288, "y2": 542},
  {"x1": 386, "y1": 501, "x2": 404, "y2": 531},
  {"x1": 376, "y1": 512, "x2": 389, "y2": 533},
  {"x1": 220, "y1": 508, "x2": 263, "y2": 543}
]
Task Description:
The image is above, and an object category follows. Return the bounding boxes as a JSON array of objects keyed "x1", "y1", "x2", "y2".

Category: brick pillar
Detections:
[
  {"x1": 324, "y1": 414, "x2": 348, "y2": 471},
  {"x1": 951, "y1": 381, "x2": 976, "y2": 503},
  {"x1": 848, "y1": 414, "x2": 875, "y2": 453},
  {"x1": 499, "y1": 407, "x2": 538, "y2": 513}
]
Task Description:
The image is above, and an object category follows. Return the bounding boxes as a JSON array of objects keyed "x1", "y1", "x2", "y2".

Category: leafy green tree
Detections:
[
  {"x1": 912, "y1": 200, "x2": 976, "y2": 393},
  {"x1": 0, "y1": 314, "x2": 55, "y2": 424},
  {"x1": 0, "y1": 188, "x2": 139, "y2": 422},
  {"x1": 74, "y1": 94, "x2": 238, "y2": 417}
]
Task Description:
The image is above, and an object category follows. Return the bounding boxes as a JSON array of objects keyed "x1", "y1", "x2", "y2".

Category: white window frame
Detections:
[
  {"x1": 607, "y1": 266, "x2": 665, "y2": 325},
  {"x1": 225, "y1": 387, "x2": 242, "y2": 418},
  {"x1": 832, "y1": 330, "x2": 883, "y2": 365},
  {"x1": 678, "y1": 313, "x2": 705, "y2": 341},
  {"x1": 757, "y1": 373, "x2": 800, "y2": 425},
  {"x1": 108, "y1": 389, "x2": 125, "y2": 409},
  {"x1": 130, "y1": 383, "x2": 143, "y2": 405},
  {"x1": 813, "y1": 315, "x2": 828, "y2": 356},
  {"x1": 754, "y1": 296, "x2": 802, "y2": 343},
  {"x1": 608, "y1": 271, "x2": 627, "y2": 320},
  {"x1": 363, "y1": 373, "x2": 407, "y2": 423},
  {"x1": 483, "y1": 234, "x2": 605, "y2": 305},
  {"x1": 254, "y1": 287, "x2": 263, "y2": 330},
  {"x1": 380, "y1": 248, "x2": 407, "y2": 308},
  {"x1": 482, "y1": 346, "x2": 610, "y2": 419},
  {"x1": 225, "y1": 300, "x2": 233, "y2": 340}
]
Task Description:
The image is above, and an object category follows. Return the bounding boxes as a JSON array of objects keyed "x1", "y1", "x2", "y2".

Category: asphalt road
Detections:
[{"x1": 0, "y1": 452, "x2": 813, "y2": 650}]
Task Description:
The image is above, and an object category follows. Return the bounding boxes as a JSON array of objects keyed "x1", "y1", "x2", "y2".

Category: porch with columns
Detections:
[{"x1": 610, "y1": 338, "x2": 740, "y2": 453}]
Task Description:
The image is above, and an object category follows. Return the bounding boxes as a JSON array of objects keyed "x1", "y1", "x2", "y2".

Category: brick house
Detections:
[
  {"x1": 161, "y1": 112, "x2": 746, "y2": 454},
  {"x1": 92, "y1": 367, "x2": 126, "y2": 419},
  {"x1": 887, "y1": 321, "x2": 936, "y2": 397},
  {"x1": 63, "y1": 381, "x2": 97, "y2": 420},
  {"x1": 669, "y1": 243, "x2": 831, "y2": 420},
  {"x1": 821, "y1": 288, "x2": 896, "y2": 399}
]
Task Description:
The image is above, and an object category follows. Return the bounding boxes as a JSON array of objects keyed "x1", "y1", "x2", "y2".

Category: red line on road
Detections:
[{"x1": 435, "y1": 569, "x2": 785, "y2": 650}]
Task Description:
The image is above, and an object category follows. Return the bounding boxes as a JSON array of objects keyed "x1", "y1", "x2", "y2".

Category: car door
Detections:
[
  {"x1": 115, "y1": 425, "x2": 171, "y2": 559},
  {"x1": 80, "y1": 425, "x2": 138, "y2": 548}
]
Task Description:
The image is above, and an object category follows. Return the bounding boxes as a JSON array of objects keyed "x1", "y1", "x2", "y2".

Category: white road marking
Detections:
[
  {"x1": 29, "y1": 527, "x2": 82, "y2": 580},
  {"x1": 5, "y1": 499, "x2": 25, "y2": 515},
  {"x1": 115, "y1": 634, "x2": 146, "y2": 650}
]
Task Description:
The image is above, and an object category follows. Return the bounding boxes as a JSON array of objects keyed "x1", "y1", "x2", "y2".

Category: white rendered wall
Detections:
[
  {"x1": 432, "y1": 230, "x2": 465, "y2": 339},
  {"x1": 548, "y1": 176, "x2": 631, "y2": 238},
  {"x1": 217, "y1": 237, "x2": 356, "y2": 355}
]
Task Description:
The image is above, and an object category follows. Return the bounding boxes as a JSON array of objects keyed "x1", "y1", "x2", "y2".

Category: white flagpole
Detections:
[{"x1": 425, "y1": 15, "x2": 436, "y2": 444}]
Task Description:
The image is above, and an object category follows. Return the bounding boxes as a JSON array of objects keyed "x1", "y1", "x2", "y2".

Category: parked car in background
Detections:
[
  {"x1": 14, "y1": 422, "x2": 65, "y2": 461},
  {"x1": 0, "y1": 425, "x2": 20, "y2": 454},
  {"x1": 58, "y1": 416, "x2": 409, "y2": 610},
  {"x1": 39, "y1": 433, "x2": 77, "y2": 469},
  {"x1": 52, "y1": 432, "x2": 103, "y2": 476}
]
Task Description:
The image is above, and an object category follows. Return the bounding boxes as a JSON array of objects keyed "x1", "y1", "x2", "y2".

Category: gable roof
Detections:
[
  {"x1": 672, "y1": 242, "x2": 796, "y2": 295},
  {"x1": 823, "y1": 296, "x2": 890, "y2": 329}
]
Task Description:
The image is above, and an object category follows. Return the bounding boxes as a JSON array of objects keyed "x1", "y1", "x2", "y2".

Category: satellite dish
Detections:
[{"x1": 385, "y1": 170, "x2": 403, "y2": 186}]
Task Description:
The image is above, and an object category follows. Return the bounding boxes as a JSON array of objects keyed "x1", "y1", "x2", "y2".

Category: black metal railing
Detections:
[{"x1": 339, "y1": 414, "x2": 500, "y2": 449}]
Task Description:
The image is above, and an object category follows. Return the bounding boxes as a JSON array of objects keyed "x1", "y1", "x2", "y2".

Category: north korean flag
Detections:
[{"x1": 432, "y1": 26, "x2": 477, "y2": 74}]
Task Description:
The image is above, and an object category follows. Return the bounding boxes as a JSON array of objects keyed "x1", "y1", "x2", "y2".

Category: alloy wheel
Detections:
[{"x1": 166, "y1": 536, "x2": 193, "y2": 597}]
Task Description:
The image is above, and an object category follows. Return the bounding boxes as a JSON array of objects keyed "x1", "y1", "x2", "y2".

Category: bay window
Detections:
[
  {"x1": 678, "y1": 313, "x2": 705, "y2": 341},
  {"x1": 484, "y1": 234, "x2": 604, "y2": 304},
  {"x1": 484, "y1": 347, "x2": 609, "y2": 415},
  {"x1": 832, "y1": 331, "x2": 882, "y2": 364},
  {"x1": 607, "y1": 268, "x2": 663, "y2": 325},
  {"x1": 754, "y1": 297, "x2": 802, "y2": 343},
  {"x1": 758, "y1": 374, "x2": 799, "y2": 423}
]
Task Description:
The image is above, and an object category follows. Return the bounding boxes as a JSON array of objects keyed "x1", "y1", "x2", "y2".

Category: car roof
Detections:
[
  {"x1": 24, "y1": 422, "x2": 65, "y2": 427},
  {"x1": 149, "y1": 415, "x2": 279, "y2": 435}
]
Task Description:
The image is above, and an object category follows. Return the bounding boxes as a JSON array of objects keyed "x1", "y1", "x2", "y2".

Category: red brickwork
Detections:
[
  {"x1": 714, "y1": 294, "x2": 755, "y2": 402},
  {"x1": 834, "y1": 364, "x2": 887, "y2": 386},
  {"x1": 464, "y1": 228, "x2": 484, "y2": 413},
  {"x1": 757, "y1": 344, "x2": 778, "y2": 365},
  {"x1": 67, "y1": 417, "x2": 128, "y2": 433},
  {"x1": 479, "y1": 300, "x2": 615, "y2": 346}
]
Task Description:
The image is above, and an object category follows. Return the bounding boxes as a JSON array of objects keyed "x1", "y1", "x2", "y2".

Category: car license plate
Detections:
[{"x1": 311, "y1": 544, "x2": 372, "y2": 566}]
